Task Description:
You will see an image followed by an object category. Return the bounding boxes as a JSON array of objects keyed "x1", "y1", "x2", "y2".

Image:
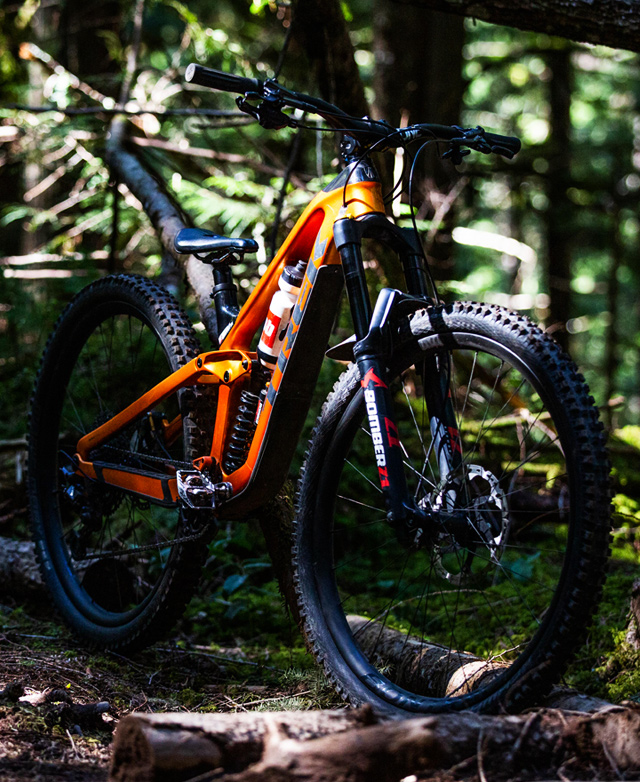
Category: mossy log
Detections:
[
  {"x1": 347, "y1": 614, "x2": 612, "y2": 712},
  {"x1": 109, "y1": 705, "x2": 640, "y2": 782},
  {"x1": 0, "y1": 535, "x2": 43, "y2": 600}
]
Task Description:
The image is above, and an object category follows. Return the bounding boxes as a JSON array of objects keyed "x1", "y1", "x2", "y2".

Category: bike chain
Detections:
[{"x1": 75, "y1": 525, "x2": 211, "y2": 563}]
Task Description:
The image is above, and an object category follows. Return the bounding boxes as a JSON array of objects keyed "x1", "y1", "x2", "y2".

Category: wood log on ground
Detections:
[
  {"x1": 109, "y1": 705, "x2": 640, "y2": 782},
  {"x1": 0, "y1": 535, "x2": 43, "y2": 600},
  {"x1": 347, "y1": 615, "x2": 612, "y2": 711},
  {"x1": 109, "y1": 709, "x2": 371, "y2": 782},
  {"x1": 347, "y1": 614, "x2": 505, "y2": 698}
]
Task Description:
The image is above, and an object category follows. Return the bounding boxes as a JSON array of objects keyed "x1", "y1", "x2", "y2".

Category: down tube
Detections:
[{"x1": 223, "y1": 263, "x2": 344, "y2": 517}]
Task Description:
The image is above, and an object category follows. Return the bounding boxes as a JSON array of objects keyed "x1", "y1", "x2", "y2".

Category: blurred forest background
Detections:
[{"x1": 2, "y1": 0, "x2": 640, "y2": 703}]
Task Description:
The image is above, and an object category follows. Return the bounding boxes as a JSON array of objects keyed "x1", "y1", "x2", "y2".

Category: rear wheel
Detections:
[
  {"x1": 28, "y1": 275, "x2": 213, "y2": 652},
  {"x1": 294, "y1": 302, "x2": 610, "y2": 715}
]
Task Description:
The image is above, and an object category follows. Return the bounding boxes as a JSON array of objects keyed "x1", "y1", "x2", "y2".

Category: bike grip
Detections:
[
  {"x1": 185, "y1": 63, "x2": 263, "y2": 95},
  {"x1": 484, "y1": 132, "x2": 521, "y2": 158}
]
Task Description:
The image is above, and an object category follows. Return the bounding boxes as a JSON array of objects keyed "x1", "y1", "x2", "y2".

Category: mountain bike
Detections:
[{"x1": 28, "y1": 64, "x2": 611, "y2": 716}]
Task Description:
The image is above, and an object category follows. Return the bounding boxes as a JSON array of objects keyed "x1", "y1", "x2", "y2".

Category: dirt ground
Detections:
[
  {"x1": 0, "y1": 600, "x2": 322, "y2": 782},
  {"x1": 0, "y1": 453, "x2": 333, "y2": 782}
]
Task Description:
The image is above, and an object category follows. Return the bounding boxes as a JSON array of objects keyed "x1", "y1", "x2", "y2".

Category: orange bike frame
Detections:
[{"x1": 75, "y1": 172, "x2": 386, "y2": 514}]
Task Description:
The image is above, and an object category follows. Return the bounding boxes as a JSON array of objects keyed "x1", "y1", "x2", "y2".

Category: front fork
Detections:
[
  {"x1": 353, "y1": 288, "x2": 462, "y2": 542},
  {"x1": 335, "y1": 216, "x2": 462, "y2": 542}
]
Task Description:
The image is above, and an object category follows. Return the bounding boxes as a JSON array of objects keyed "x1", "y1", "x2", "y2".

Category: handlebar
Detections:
[
  {"x1": 185, "y1": 63, "x2": 263, "y2": 95},
  {"x1": 184, "y1": 63, "x2": 521, "y2": 160}
]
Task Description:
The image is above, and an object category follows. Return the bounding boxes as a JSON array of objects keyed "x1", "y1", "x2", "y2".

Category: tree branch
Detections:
[
  {"x1": 390, "y1": 0, "x2": 640, "y2": 53},
  {"x1": 105, "y1": 117, "x2": 217, "y2": 341},
  {"x1": 128, "y1": 136, "x2": 310, "y2": 188}
]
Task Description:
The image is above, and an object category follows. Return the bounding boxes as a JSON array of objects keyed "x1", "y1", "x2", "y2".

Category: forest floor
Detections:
[
  {"x1": 2, "y1": 441, "x2": 640, "y2": 782},
  {"x1": 0, "y1": 605, "x2": 336, "y2": 782},
  {"x1": 0, "y1": 453, "x2": 341, "y2": 782}
]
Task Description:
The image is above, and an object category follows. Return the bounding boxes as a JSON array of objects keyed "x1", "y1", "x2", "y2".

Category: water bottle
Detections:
[{"x1": 257, "y1": 261, "x2": 307, "y2": 370}]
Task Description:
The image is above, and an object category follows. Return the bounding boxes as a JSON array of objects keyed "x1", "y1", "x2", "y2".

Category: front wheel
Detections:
[{"x1": 294, "y1": 302, "x2": 610, "y2": 715}]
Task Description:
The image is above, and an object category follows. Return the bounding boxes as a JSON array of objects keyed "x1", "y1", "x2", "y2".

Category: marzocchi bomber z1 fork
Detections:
[{"x1": 28, "y1": 63, "x2": 611, "y2": 717}]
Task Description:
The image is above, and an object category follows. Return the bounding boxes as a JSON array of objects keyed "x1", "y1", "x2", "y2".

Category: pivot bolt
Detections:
[{"x1": 223, "y1": 370, "x2": 230, "y2": 382}]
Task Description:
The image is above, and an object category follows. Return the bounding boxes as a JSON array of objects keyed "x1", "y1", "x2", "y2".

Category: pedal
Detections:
[{"x1": 176, "y1": 470, "x2": 232, "y2": 510}]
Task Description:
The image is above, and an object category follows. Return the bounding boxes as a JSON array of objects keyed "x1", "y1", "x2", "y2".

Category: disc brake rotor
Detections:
[{"x1": 428, "y1": 464, "x2": 509, "y2": 584}]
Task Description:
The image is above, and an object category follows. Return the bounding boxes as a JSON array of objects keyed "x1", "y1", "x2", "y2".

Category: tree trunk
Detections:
[
  {"x1": 604, "y1": 204, "x2": 622, "y2": 426},
  {"x1": 59, "y1": 0, "x2": 120, "y2": 87},
  {"x1": 390, "y1": 0, "x2": 640, "y2": 54},
  {"x1": 22, "y1": 4, "x2": 53, "y2": 255},
  {"x1": 109, "y1": 705, "x2": 640, "y2": 782},
  {"x1": 373, "y1": 4, "x2": 465, "y2": 282},
  {"x1": 105, "y1": 117, "x2": 217, "y2": 343},
  {"x1": 544, "y1": 45, "x2": 573, "y2": 350},
  {"x1": 291, "y1": 0, "x2": 368, "y2": 117},
  {"x1": 625, "y1": 578, "x2": 640, "y2": 650}
]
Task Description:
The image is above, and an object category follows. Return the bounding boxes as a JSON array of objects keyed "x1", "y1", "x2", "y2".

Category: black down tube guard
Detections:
[{"x1": 353, "y1": 288, "x2": 436, "y2": 545}]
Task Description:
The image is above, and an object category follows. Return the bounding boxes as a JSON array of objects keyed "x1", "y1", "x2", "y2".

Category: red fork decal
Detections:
[
  {"x1": 361, "y1": 368, "x2": 387, "y2": 389},
  {"x1": 447, "y1": 426, "x2": 462, "y2": 455},
  {"x1": 385, "y1": 417, "x2": 400, "y2": 448},
  {"x1": 378, "y1": 465, "x2": 390, "y2": 488}
]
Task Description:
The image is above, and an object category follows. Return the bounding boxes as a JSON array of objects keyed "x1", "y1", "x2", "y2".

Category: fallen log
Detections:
[
  {"x1": 109, "y1": 709, "x2": 370, "y2": 782},
  {"x1": 346, "y1": 615, "x2": 612, "y2": 711},
  {"x1": 109, "y1": 704, "x2": 640, "y2": 782},
  {"x1": 0, "y1": 535, "x2": 43, "y2": 600},
  {"x1": 347, "y1": 614, "x2": 505, "y2": 698}
]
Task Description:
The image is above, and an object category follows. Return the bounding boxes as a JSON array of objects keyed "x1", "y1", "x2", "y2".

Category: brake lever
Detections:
[
  {"x1": 236, "y1": 94, "x2": 296, "y2": 130},
  {"x1": 443, "y1": 125, "x2": 495, "y2": 163},
  {"x1": 442, "y1": 146, "x2": 471, "y2": 165}
]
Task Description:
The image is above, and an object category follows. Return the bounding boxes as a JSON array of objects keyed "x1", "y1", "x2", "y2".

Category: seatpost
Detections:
[{"x1": 211, "y1": 262, "x2": 240, "y2": 343}]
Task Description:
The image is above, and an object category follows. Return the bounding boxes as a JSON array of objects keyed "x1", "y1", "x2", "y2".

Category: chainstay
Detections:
[{"x1": 75, "y1": 446, "x2": 213, "y2": 562}]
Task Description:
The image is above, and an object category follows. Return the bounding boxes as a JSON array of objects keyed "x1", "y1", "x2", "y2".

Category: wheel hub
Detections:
[{"x1": 423, "y1": 464, "x2": 509, "y2": 583}]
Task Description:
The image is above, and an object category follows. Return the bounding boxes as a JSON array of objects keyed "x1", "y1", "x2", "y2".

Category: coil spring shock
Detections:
[{"x1": 223, "y1": 390, "x2": 260, "y2": 474}]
